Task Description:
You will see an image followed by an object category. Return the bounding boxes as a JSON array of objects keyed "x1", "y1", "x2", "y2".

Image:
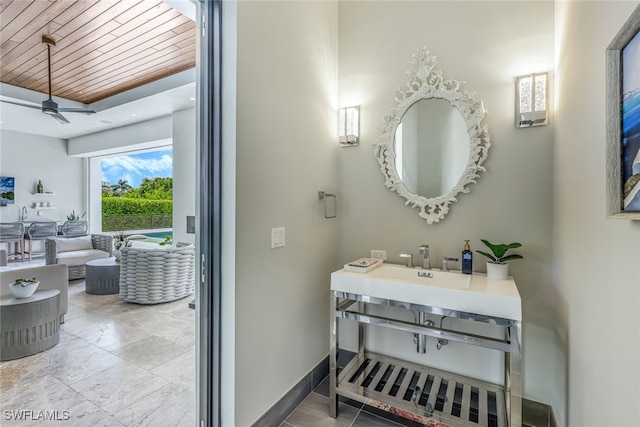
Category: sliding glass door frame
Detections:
[{"x1": 197, "y1": 0, "x2": 223, "y2": 425}]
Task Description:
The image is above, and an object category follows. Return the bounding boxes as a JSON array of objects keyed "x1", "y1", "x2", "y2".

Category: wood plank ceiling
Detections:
[{"x1": 0, "y1": 0, "x2": 196, "y2": 104}]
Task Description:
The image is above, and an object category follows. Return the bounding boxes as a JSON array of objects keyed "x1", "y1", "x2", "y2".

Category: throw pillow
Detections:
[{"x1": 53, "y1": 235, "x2": 93, "y2": 252}]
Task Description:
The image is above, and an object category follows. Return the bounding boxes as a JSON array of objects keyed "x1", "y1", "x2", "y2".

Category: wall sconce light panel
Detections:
[
  {"x1": 339, "y1": 105, "x2": 360, "y2": 146},
  {"x1": 516, "y1": 72, "x2": 548, "y2": 128}
]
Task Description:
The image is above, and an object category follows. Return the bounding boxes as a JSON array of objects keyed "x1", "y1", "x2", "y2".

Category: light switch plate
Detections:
[
  {"x1": 371, "y1": 250, "x2": 387, "y2": 260},
  {"x1": 271, "y1": 227, "x2": 285, "y2": 248}
]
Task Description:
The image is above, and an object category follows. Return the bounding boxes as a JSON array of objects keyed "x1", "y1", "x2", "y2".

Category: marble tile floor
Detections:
[{"x1": 0, "y1": 278, "x2": 196, "y2": 426}]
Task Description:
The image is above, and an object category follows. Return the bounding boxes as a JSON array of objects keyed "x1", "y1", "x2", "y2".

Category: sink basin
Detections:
[
  {"x1": 366, "y1": 264, "x2": 471, "y2": 288},
  {"x1": 331, "y1": 263, "x2": 521, "y2": 321}
]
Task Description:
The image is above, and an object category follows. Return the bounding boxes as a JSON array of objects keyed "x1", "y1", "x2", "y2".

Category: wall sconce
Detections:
[
  {"x1": 515, "y1": 72, "x2": 548, "y2": 128},
  {"x1": 339, "y1": 105, "x2": 359, "y2": 146}
]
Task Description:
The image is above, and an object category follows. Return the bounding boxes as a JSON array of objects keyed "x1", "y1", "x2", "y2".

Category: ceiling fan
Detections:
[{"x1": 1, "y1": 35, "x2": 96, "y2": 124}]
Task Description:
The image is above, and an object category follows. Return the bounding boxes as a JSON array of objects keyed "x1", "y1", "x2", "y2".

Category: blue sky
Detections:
[{"x1": 101, "y1": 148, "x2": 172, "y2": 188}]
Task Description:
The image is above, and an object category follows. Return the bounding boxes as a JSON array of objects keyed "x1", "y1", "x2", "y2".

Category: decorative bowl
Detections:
[{"x1": 9, "y1": 280, "x2": 40, "y2": 299}]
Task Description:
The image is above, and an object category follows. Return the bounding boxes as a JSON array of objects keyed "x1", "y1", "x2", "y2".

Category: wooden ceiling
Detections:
[{"x1": 0, "y1": 0, "x2": 196, "y2": 104}]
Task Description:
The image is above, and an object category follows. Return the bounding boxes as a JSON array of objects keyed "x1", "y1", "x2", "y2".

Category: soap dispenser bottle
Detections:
[{"x1": 462, "y1": 240, "x2": 473, "y2": 274}]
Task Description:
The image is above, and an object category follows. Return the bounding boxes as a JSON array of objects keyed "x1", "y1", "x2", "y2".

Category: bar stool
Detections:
[
  {"x1": 25, "y1": 222, "x2": 58, "y2": 261},
  {"x1": 0, "y1": 222, "x2": 25, "y2": 262},
  {"x1": 61, "y1": 220, "x2": 88, "y2": 237}
]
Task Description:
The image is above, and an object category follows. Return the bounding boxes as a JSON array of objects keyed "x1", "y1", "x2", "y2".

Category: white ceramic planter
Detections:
[
  {"x1": 9, "y1": 281, "x2": 40, "y2": 298},
  {"x1": 486, "y1": 262, "x2": 508, "y2": 280}
]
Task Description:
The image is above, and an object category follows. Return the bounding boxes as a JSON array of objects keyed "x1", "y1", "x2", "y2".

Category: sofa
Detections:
[
  {"x1": 45, "y1": 234, "x2": 113, "y2": 280},
  {"x1": 0, "y1": 264, "x2": 69, "y2": 323}
]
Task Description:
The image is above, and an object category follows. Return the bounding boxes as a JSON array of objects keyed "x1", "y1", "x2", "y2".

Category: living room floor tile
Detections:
[
  {"x1": 150, "y1": 349, "x2": 195, "y2": 389},
  {"x1": 68, "y1": 363, "x2": 169, "y2": 416},
  {"x1": 112, "y1": 383, "x2": 195, "y2": 427},
  {"x1": 63, "y1": 312, "x2": 150, "y2": 352},
  {"x1": 110, "y1": 335, "x2": 191, "y2": 370}
]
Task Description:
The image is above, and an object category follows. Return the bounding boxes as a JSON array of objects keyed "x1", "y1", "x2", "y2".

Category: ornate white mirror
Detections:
[{"x1": 374, "y1": 47, "x2": 491, "y2": 224}]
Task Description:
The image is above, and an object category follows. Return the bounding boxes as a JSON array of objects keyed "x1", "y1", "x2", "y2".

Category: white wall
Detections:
[
  {"x1": 554, "y1": 2, "x2": 640, "y2": 426},
  {"x1": 172, "y1": 108, "x2": 196, "y2": 244},
  {"x1": 68, "y1": 116, "x2": 172, "y2": 157},
  {"x1": 0, "y1": 130, "x2": 84, "y2": 227},
  {"x1": 234, "y1": 1, "x2": 339, "y2": 425},
  {"x1": 338, "y1": 0, "x2": 557, "y2": 413}
]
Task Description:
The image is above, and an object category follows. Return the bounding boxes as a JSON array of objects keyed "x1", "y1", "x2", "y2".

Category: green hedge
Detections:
[
  {"x1": 102, "y1": 197, "x2": 172, "y2": 215},
  {"x1": 102, "y1": 214, "x2": 172, "y2": 232},
  {"x1": 102, "y1": 197, "x2": 172, "y2": 231}
]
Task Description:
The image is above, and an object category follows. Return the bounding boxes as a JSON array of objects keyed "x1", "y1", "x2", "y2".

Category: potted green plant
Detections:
[
  {"x1": 112, "y1": 230, "x2": 132, "y2": 262},
  {"x1": 67, "y1": 210, "x2": 86, "y2": 221},
  {"x1": 158, "y1": 235, "x2": 172, "y2": 248},
  {"x1": 477, "y1": 239, "x2": 523, "y2": 280},
  {"x1": 9, "y1": 277, "x2": 40, "y2": 299}
]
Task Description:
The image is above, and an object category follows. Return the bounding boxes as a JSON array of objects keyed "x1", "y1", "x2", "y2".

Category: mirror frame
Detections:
[{"x1": 373, "y1": 47, "x2": 491, "y2": 224}]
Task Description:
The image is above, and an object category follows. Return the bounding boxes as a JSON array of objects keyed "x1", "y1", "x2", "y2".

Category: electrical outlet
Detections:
[{"x1": 371, "y1": 250, "x2": 386, "y2": 260}]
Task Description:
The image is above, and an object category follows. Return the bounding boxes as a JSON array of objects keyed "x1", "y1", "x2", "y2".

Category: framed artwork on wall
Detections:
[
  {"x1": 0, "y1": 176, "x2": 15, "y2": 206},
  {"x1": 606, "y1": 5, "x2": 640, "y2": 219}
]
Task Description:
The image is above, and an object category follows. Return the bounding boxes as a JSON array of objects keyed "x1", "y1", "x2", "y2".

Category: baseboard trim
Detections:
[{"x1": 251, "y1": 355, "x2": 329, "y2": 427}]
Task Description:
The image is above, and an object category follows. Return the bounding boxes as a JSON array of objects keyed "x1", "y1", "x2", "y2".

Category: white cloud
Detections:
[{"x1": 101, "y1": 150, "x2": 172, "y2": 187}]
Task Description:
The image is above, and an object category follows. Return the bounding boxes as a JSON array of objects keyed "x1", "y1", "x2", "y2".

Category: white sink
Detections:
[{"x1": 331, "y1": 263, "x2": 521, "y2": 321}]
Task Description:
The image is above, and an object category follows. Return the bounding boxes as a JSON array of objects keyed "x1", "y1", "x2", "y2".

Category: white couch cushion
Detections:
[
  {"x1": 53, "y1": 235, "x2": 93, "y2": 253},
  {"x1": 56, "y1": 249, "x2": 109, "y2": 266}
]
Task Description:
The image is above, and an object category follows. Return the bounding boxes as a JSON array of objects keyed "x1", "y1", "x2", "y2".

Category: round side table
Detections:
[
  {"x1": 85, "y1": 257, "x2": 120, "y2": 295},
  {"x1": 1, "y1": 289, "x2": 60, "y2": 361}
]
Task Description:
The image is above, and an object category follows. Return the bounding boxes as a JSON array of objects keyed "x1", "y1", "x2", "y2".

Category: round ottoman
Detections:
[{"x1": 85, "y1": 258, "x2": 120, "y2": 295}]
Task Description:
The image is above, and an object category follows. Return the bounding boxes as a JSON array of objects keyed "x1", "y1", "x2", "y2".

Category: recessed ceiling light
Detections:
[
  {"x1": 190, "y1": 97, "x2": 196, "y2": 101},
  {"x1": 131, "y1": 113, "x2": 137, "y2": 117}
]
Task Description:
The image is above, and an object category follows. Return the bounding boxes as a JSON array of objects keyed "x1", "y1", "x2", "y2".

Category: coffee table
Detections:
[
  {"x1": 1, "y1": 289, "x2": 60, "y2": 361},
  {"x1": 86, "y1": 257, "x2": 120, "y2": 295}
]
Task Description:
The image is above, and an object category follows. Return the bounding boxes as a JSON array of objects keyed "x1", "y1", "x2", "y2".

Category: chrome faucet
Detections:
[
  {"x1": 399, "y1": 253, "x2": 414, "y2": 268},
  {"x1": 20, "y1": 206, "x2": 27, "y2": 222},
  {"x1": 442, "y1": 256, "x2": 459, "y2": 272},
  {"x1": 419, "y1": 244, "x2": 430, "y2": 269}
]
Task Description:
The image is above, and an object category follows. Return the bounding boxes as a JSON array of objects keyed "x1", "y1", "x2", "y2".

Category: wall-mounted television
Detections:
[{"x1": 0, "y1": 176, "x2": 15, "y2": 206}]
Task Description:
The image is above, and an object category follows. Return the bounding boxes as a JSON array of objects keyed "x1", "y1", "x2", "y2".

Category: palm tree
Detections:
[{"x1": 111, "y1": 179, "x2": 132, "y2": 196}]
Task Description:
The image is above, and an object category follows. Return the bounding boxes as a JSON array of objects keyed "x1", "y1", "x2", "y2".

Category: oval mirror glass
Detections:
[
  {"x1": 373, "y1": 47, "x2": 491, "y2": 224},
  {"x1": 394, "y1": 98, "x2": 470, "y2": 199}
]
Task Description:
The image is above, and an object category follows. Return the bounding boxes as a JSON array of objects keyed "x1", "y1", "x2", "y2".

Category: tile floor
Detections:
[
  {"x1": 0, "y1": 275, "x2": 196, "y2": 427},
  {"x1": 281, "y1": 376, "x2": 417, "y2": 427}
]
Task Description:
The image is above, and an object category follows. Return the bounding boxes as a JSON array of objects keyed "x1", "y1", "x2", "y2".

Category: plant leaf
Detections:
[
  {"x1": 500, "y1": 254, "x2": 523, "y2": 262},
  {"x1": 480, "y1": 239, "x2": 506, "y2": 258},
  {"x1": 476, "y1": 250, "x2": 497, "y2": 263}
]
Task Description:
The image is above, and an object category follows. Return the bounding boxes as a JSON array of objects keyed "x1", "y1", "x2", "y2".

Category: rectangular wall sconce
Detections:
[
  {"x1": 339, "y1": 105, "x2": 360, "y2": 146},
  {"x1": 515, "y1": 72, "x2": 548, "y2": 128}
]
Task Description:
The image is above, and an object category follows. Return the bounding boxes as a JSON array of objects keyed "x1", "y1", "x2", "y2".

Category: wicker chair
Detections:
[
  {"x1": 0, "y1": 222, "x2": 24, "y2": 262},
  {"x1": 60, "y1": 220, "x2": 88, "y2": 237},
  {"x1": 45, "y1": 234, "x2": 113, "y2": 280},
  {"x1": 119, "y1": 244, "x2": 195, "y2": 304},
  {"x1": 24, "y1": 222, "x2": 58, "y2": 261}
]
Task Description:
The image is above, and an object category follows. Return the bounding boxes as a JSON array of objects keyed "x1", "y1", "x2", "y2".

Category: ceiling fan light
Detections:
[{"x1": 42, "y1": 99, "x2": 58, "y2": 115}]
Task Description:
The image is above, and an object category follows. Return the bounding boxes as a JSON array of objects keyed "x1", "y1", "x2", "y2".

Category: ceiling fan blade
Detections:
[
  {"x1": 0, "y1": 99, "x2": 41, "y2": 110},
  {"x1": 50, "y1": 113, "x2": 70, "y2": 124},
  {"x1": 58, "y1": 107, "x2": 96, "y2": 114}
]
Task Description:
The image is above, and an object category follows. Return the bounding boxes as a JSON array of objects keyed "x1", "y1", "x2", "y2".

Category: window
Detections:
[{"x1": 99, "y1": 147, "x2": 173, "y2": 234}]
